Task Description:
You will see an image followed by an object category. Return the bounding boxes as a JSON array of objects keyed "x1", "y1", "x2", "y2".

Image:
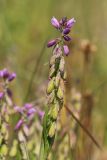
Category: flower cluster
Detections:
[
  {"x1": 0, "y1": 68, "x2": 16, "y2": 82},
  {"x1": 0, "y1": 68, "x2": 16, "y2": 100},
  {"x1": 47, "y1": 17, "x2": 76, "y2": 55},
  {"x1": 14, "y1": 103, "x2": 44, "y2": 130}
]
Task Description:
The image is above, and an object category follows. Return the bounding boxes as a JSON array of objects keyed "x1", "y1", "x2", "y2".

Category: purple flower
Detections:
[
  {"x1": 63, "y1": 45, "x2": 69, "y2": 56},
  {"x1": 15, "y1": 119, "x2": 23, "y2": 130},
  {"x1": 60, "y1": 17, "x2": 67, "y2": 26},
  {"x1": 0, "y1": 68, "x2": 10, "y2": 79},
  {"x1": 37, "y1": 109, "x2": 44, "y2": 119},
  {"x1": 24, "y1": 103, "x2": 33, "y2": 109},
  {"x1": 63, "y1": 35, "x2": 71, "y2": 41},
  {"x1": 63, "y1": 28, "x2": 70, "y2": 35},
  {"x1": 51, "y1": 17, "x2": 60, "y2": 29},
  {"x1": 0, "y1": 92, "x2": 4, "y2": 100},
  {"x1": 66, "y1": 18, "x2": 76, "y2": 28},
  {"x1": 47, "y1": 40, "x2": 57, "y2": 48},
  {"x1": 27, "y1": 108, "x2": 36, "y2": 116},
  {"x1": 14, "y1": 106, "x2": 24, "y2": 113},
  {"x1": 8, "y1": 73, "x2": 16, "y2": 81}
]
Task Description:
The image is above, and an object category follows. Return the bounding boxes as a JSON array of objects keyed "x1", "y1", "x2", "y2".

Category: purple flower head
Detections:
[
  {"x1": 66, "y1": 18, "x2": 76, "y2": 28},
  {"x1": 63, "y1": 45, "x2": 69, "y2": 56},
  {"x1": 47, "y1": 16, "x2": 75, "y2": 56},
  {"x1": 51, "y1": 17, "x2": 60, "y2": 29},
  {"x1": 8, "y1": 72, "x2": 16, "y2": 81},
  {"x1": 47, "y1": 39, "x2": 57, "y2": 48},
  {"x1": 15, "y1": 119, "x2": 23, "y2": 130},
  {"x1": 63, "y1": 28, "x2": 70, "y2": 35},
  {"x1": 0, "y1": 92, "x2": 4, "y2": 100}
]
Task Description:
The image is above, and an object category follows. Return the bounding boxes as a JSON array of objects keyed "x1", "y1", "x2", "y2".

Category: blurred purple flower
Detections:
[
  {"x1": 63, "y1": 35, "x2": 71, "y2": 41},
  {"x1": 27, "y1": 108, "x2": 36, "y2": 116},
  {"x1": 51, "y1": 17, "x2": 60, "y2": 29},
  {"x1": 24, "y1": 103, "x2": 33, "y2": 109},
  {"x1": 0, "y1": 92, "x2": 4, "y2": 100},
  {"x1": 0, "y1": 68, "x2": 9, "y2": 79},
  {"x1": 47, "y1": 40, "x2": 57, "y2": 48},
  {"x1": 14, "y1": 106, "x2": 24, "y2": 113},
  {"x1": 15, "y1": 119, "x2": 23, "y2": 130},
  {"x1": 8, "y1": 73, "x2": 16, "y2": 81},
  {"x1": 37, "y1": 109, "x2": 44, "y2": 119},
  {"x1": 63, "y1": 28, "x2": 70, "y2": 35},
  {"x1": 63, "y1": 45, "x2": 69, "y2": 56},
  {"x1": 66, "y1": 18, "x2": 76, "y2": 28}
]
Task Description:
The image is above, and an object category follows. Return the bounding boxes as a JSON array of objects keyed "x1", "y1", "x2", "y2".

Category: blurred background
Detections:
[{"x1": 0, "y1": 0, "x2": 107, "y2": 159}]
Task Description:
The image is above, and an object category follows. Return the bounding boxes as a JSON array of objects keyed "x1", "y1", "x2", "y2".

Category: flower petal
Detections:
[
  {"x1": 47, "y1": 40, "x2": 57, "y2": 48},
  {"x1": 63, "y1": 45, "x2": 69, "y2": 56},
  {"x1": 51, "y1": 17, "x2": 60, "y2": 29},
  {"x1": 66, "y1": 18, "x2": 76, "y2": 28}
]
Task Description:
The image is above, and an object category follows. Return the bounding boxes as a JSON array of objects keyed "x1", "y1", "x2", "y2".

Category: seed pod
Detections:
[
  {"x1": 57, "y1": 86, "x2": 63, "y2": 99},
  {"x1": 47, "y1": 91, "x2": 55, "y2": 104},
  {"x1": 49, "y1": 65, "x2": 56, "y2": 78},
  {"x1": 63, "y1": 71, "x2": 67, "y2": 80},
  {"x1": 50, "y1": 103, "x2": 59, "y2": 120},
  {"x1": 48, "y1": 122, "x2": 56, "y2": 138},
  {"x1": 9, "y1": 146, "x2": 17, "y2": 157},
  {"x1": 59, "y1": 56, "x2": 65, "y2": 72},
  {"x1": 1, "y1": 144, "x2": 8, "y2": 156},
  {"x1": 47, "y1": 78, "x2": 55, "y2": 94},
  {"x1": 1, "y1": 124, "x2": 6, "y2": 134},
  {"x1": 50, "y1": 55, "x2": 56, "y2": 67},
  {"x1": 55, "y1": 72, "x2": 60, "y2": 87}
]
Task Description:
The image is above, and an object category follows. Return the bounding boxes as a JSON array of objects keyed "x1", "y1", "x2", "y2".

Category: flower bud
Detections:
[
  {"x1": 47, "y1": 78, "x2": 55, "y2": 94},
  {"x1": 47, "y1": 39, "x2": 56, "y2": 48},
  {"x1": 51, "y1": 17, "x2": 60, "y2": 29},
  {"x1": 48, "y1": 122, "x2": 56, "y2": 138},
  {"x1": 8, "y1": 73, "x2": 16, "y2": 81},
  {"x1": 63, "y1": 28, "x2": 70, "y2": 35},
  {"x1": 63, "y1": 45, "x2": 69, "y2": 56},
  {"x1": 66, "y1": 18, "x2": 76, "y2": 28},
  {"x1": 63, "y1": 35, "x2": 71, "y2": 41}
]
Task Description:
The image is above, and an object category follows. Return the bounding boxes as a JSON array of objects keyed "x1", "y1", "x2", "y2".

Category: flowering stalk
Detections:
[
  {"x1": 0, "y1": 69, "x2": 16, "y2": 159},
  {"x1": 39, "y1": 16, "x2": 75, "y2": 159}
]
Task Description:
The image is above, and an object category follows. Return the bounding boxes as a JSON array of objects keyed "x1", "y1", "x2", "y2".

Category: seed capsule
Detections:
[
  {"x1": 49, "y1": 65, "x2": 55, "y2": 78},
  {"x1": 1, "y1": 144, "x2": 8, "y2": 156},
  {"x1": 47, "y1": 78, "x2": 55, "y2": 94},
  {"x1": 59, "y1": 56, "x2": 65, "y2": 72},
  {"x1": 55, "y1": 72, "x2": 60, "y2": 87},
  {"x1": 50, "y1": 55, "x2": 56, "y2": 67},
  {"x1": 57, "y1": 86, "x2": 63, "y2": 99},
  {"x1": 63, "y1": 71, "x2": 67, "y2": 80},
  {"x1": 47, "y1": 91, "x2": 55, "y2": 104},
  {"x1": 50, "y1": 103, "x2": 59, "y2": 120},
  {"x1": 48, "y1": 122, "x2": 56, "y2": 138}
]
